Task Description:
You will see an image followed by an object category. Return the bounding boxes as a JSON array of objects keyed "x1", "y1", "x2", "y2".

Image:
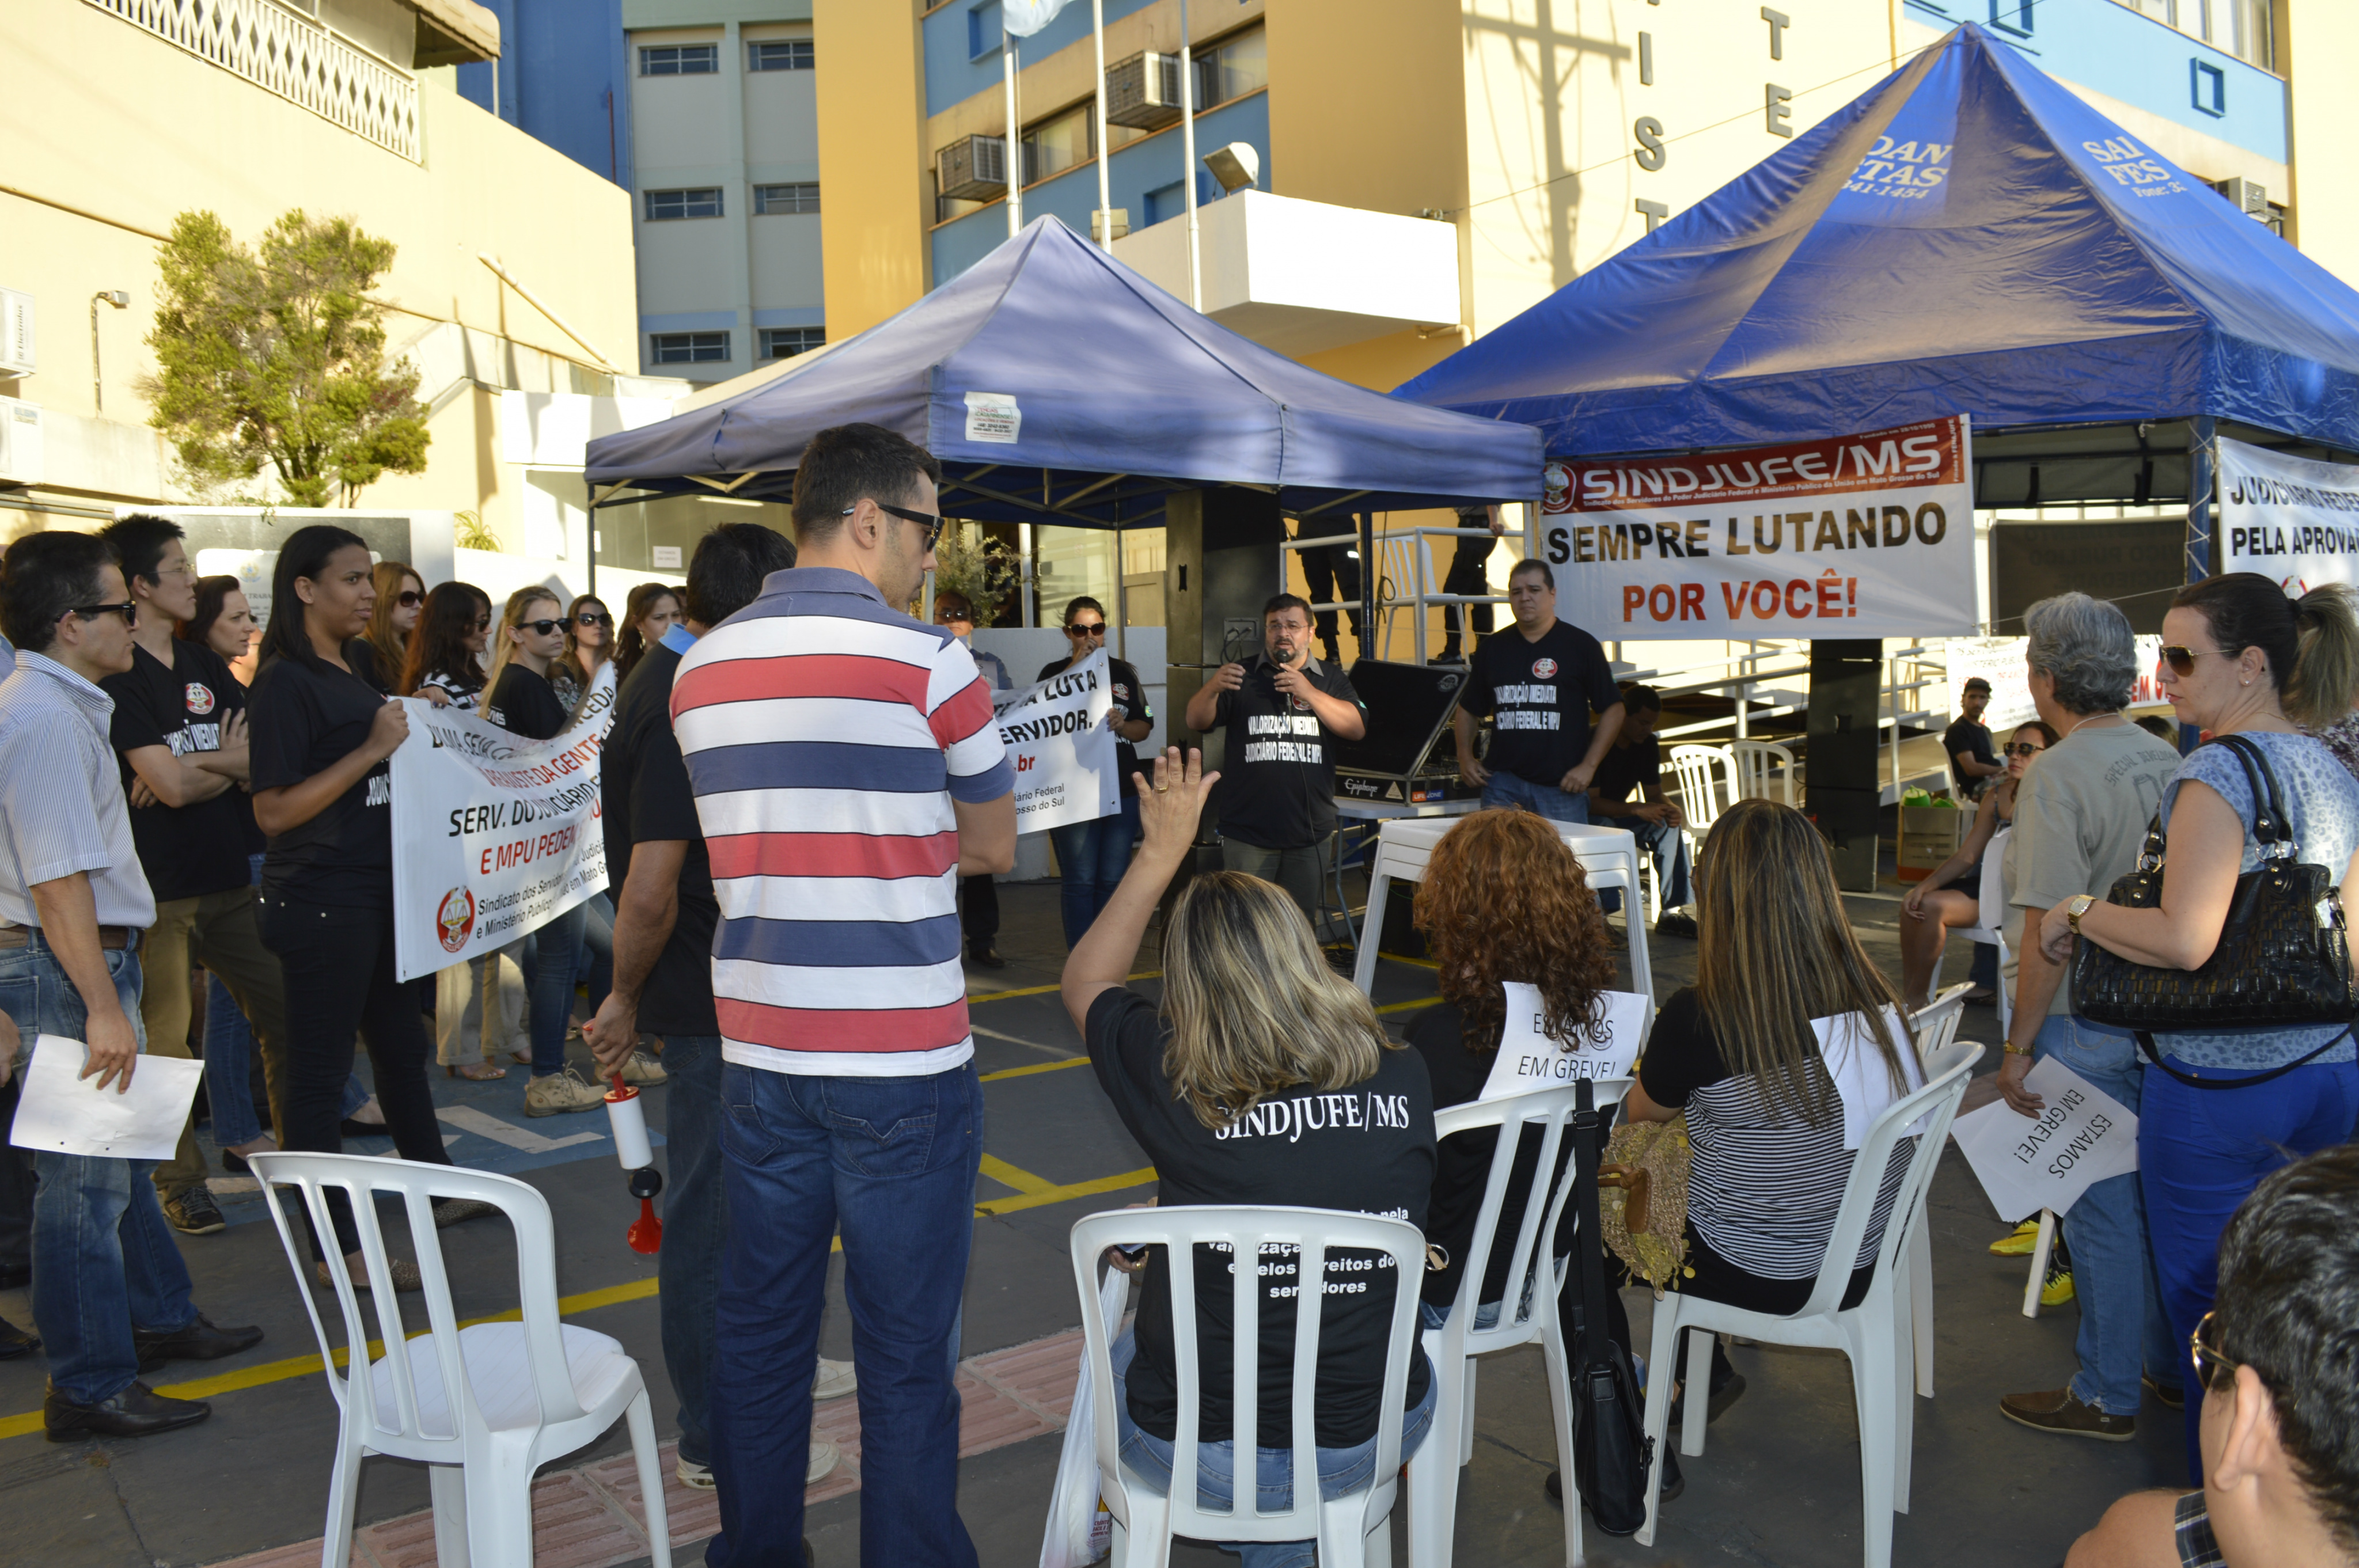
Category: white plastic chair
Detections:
[
  {"x1": 1730, "y1": 740, "x2": 1797, "y2": 805},
  {"x1": 247, "y1": 1152, "x2": 672, "y2": 1568},
  {"x1": 1406, "y1": 1078, "x2": 1633, "y2": 1568},
  {"x1": 1928, "y1": 825, "x2": 2013, "y2": 1035},
  {"x1": 1069, "y1": 1205, "x2": 1427, "y2": 1568},
  {"x1": 1903, "y1": 985, "x2": 1971, "y2": 1398},
  {"x1": 1665, "y1": 745, "x2": 1738, "y2": 834},
  {"x1": 1635, "y1": 1038, "x2": 1983, "y2": 1568}
]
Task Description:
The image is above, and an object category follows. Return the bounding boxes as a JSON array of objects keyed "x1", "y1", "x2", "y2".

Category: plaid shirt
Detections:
[{"x1": 2175, "y1": 1492, "x2": 2225, "y2": 1568}]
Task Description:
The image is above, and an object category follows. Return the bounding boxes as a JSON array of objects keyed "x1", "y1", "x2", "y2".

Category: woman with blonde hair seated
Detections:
[
  {"x1": 1624, "y1": 798, "x2": 1926, "y2": 1413},
  {"x1": 1062, "y1": 749, "x2": 1437, "y2": 1568}
]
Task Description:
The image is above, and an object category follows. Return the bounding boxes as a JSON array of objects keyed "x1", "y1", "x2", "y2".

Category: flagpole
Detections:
[
  {"x1": 1091, "y1": 0, "x2": 1112, "y2": 253},
  {"x1": 1179, "y1": 0, "x2": 1199, "y2": 308},
  {"x1": 1003, "y1": 25, "x2": 1023, "y2": 236}
]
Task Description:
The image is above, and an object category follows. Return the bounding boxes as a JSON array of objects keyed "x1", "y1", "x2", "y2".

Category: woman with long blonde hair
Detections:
[
  {"x1": 1061, "y1": 749, "x2": 1437, "y2": 1565},
  {"x1": 1623, "y1": 798, "x2": 1923, "y2": 1417}
]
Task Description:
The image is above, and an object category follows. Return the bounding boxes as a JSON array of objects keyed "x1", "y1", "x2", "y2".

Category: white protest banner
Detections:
[
  {"x1": 389, "y1": 666, "x2": 616, "y2": 982},
  {"x1": 992, "y1": 646, "x2": 1118, "y2": 834},
  {"x1": 2219, "y1": 435, "x2": 2359, "y2": 590},
  {"x1": 1947, "y1": 1056, "x2": 2140, "y2": 1224},
  {"x1": 1479, "y1": 983, "x2": 1652, "y2": 1099},
  {"x1": 1537, "y1": 416, "x2": 1975, "y2": 639},
  {"x1": 1944, "y1": 635, "x2": 2168, "y2": 736}
]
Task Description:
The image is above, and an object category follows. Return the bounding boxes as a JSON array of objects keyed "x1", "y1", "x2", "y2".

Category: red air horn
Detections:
[{"x1": 606, "y1": 1073, "x2": 663, "y2": 1254}]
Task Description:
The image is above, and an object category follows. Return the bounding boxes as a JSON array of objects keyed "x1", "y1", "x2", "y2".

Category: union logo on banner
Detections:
[{"x1": 436, "y1": 887, "x2": 475, "y2": 952}]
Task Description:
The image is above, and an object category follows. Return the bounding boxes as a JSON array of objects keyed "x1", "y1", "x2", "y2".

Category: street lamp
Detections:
[{"x1": 91, "y1": 290, "x2": 128, "y2": 415}]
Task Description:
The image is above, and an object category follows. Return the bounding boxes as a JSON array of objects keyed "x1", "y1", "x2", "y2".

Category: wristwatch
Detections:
[{"x1": 2066, "y1": 893, "x2": 2097, "y2": 933}]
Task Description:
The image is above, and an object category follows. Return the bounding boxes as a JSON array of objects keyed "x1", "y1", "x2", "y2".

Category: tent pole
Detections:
[
  {"x1": 1179, "y1": 0, "x2": 1200, "y2": 309},
  {"x1": 1004, "y1": 28, "x2": 1022, "y2": 237},
  {"x1": 2186, "y1": 415, "x2": 2216, "y2": 583},
  {"x1": 1358, "y1": 510, "x2": 1375, "y2": 663},
  {"x1": 585, "y1": 475, "x2": 597, "y2": 601},
  {"x1": 1093, "y1": 0, "x2": 1113, "y2": 253}
]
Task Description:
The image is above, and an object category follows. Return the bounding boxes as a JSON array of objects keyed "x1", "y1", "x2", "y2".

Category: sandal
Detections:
[{"x1": 445, "y1": 1062, "x2": 507, "y2": 1081}]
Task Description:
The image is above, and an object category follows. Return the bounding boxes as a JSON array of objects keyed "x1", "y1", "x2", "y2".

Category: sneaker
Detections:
[
  {"x1": 2144, "y1": 1372, "x2": 2187, "y2": 1411},
  {"x1": 1653, "y1": 910, "x2": 1698, "y2": 940},
  {"x1": 1990, "y1": 1218, "x2": 2042, "y2": 1256},
  {"x1": 814, "y1": 1357, "x2": 857, "y2": 1401},
  {"x1": 524, "y1": 1067, "x2": 605, "y2": 1117},
  {"x1": 806, "y1": 1437, "x2": 840, "y2": 1485},
  {"x1": 2041, "y1": 1262, "x2": 2077, "y2": 1308},
  {"x1": 161, "y1": 1187, "x2": 227, "y2": 1236},
  {"x1": 677, "y1": 1455, "x2": 715, "y2": 1490},
  {"x1": 1999, "y1": 1388, "x2": 2136, "y2": 1441},
  {"x1": 619, "y1": 1050, "x2": 669, "y2": 1087}
]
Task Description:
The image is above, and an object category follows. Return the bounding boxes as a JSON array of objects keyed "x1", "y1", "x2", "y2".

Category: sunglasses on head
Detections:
[
  {"x1": 843, "y1": 500, "x2": 945, "y2": 552},
  {"x1": 517, "y1": 618, "x2": 565, "y2": 636},
  {"x1": 577, "y1": 612, "x2": 612, "y2": 627},
  {"x1": 70, "y1": 601, "x2": 139, "y2": 628},
  {"x1": 396, "y1": 590, "x2": 423, "y2": 608},
  {"x1": 2160, "y1": 644, "x2": 2234, "y2": 676},
  {"x1": 2005, "y1": 741, "x2": 2045, "y2": 758}
]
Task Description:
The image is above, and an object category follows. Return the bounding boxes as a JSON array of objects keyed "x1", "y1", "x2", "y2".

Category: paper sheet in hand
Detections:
[
  {"x1": 1947, "y1": 1057, "x2": 2139, "y2": 1224},
  {"x1": 1479, "y1": 984, "x2": 1651, "y2": 1100},
  {"x1": 9, "y1": 1035, "x2": 203, "y2": 1161},
  {"x1": 1814, "y1": 1008, "x2": 1929, "y2": 1149}
]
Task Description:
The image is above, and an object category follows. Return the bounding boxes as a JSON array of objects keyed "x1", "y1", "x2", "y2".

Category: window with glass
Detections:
[
  {"x1": 2113, "y1": 0, "x2": 2271, "y2": 67},
  {"x1": 755, "y1": 183, "x2": 821, "y2": 215},
  {"x1": 640, "y1": 44, "x2": 718, "y2": 75},
  {"x1": 1021, "y1": 104, "x2": 1095, "y2": 185},
  {"x1": 651, "y1": 332, "x2": 731, "y2": 364},
  {"x1": 1194, "y1": 26, "x2": 1267, "y2": 110},
  {"x1": 749, "y1": 39, "x2": 814, "y2": 70},
  {"x1": 646, "y1": 188, "x2": 725, "y2": 220},
  {"x1": 760, "y1": 327, "x2": 825, "y2": 360}
]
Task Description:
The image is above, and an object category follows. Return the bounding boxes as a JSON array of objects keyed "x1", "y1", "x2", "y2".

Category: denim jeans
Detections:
[
  {"x1": 1048, "y1": 798, "x2": 1140, "y2": 948},
  {"x1": 1219, "y1": 837, "x2": 1344, "y2": 941},
  {"x1": 1598, "y1": 814, "x2": 1691, "y2": 918},
  {"x1": 655, "y1": 1034, "x2": 727, "y2": 1469},
  {"x1": 2031, "y1": 1015, "x2": 2175, "y2": 1418},
  {"x1": 527, "y1": 901, "x2": 588, "y2": 1077},
  {"x1": 1110, "y1": 1330, "x2": 1436, "y2": 1568},
  {"x1": 707, "y1": 1061, "x2": 984, "y2": 1568},
  {"x1": 2141, "y1": 1050, "x2": 2359, "y2": 1482},
  {"x1": 0, "y1": 935, "x2": 199, "y2": 1404},
  {"x1": 203, "y1": 852, "x2": 365, "y2": 1147},
  {"x1": 1480, "y1": 770, "x2": 1591, "y2": 825},
  {"x1": 576, "y1": 893, "x2": 614, "y2": 1018}
]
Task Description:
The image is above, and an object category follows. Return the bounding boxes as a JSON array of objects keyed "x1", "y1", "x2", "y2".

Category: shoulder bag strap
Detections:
[
  {"x1": 2210, "y1": 733, "x2": 2293, "y2": 853},
  {"x1": 1571, "y1": 1077, "x2": 1610, "y2": 1370},
  {"x1": 2136, "y1": 1026, "x2": 2353, "y2": 1089}
]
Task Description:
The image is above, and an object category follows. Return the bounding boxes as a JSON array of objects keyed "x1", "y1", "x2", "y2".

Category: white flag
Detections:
[{"x1": 1002, "y1": 0, "x2": 1073, "y2": 37}]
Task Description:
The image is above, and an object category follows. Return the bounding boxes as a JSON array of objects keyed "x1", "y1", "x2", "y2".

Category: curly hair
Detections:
[{"x1": 1414, "y1": 809, "x2": 1617, "y2": 1054}]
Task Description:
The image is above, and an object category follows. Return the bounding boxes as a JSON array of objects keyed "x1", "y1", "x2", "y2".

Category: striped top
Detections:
[{"x1": 669, "y1": 567, "x2": 1014, "y2": 1076}]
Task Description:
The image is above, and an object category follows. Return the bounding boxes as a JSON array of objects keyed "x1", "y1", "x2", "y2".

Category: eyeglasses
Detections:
[
  {"x1": 2160, "y1": 645, "x2": 2234, "y2": 676},
  {"x1": 396, "y1": 590, "x2": 423, "y2": 608},
  {"x1": 1067, "y1": 621, "x2": 1106, "y2": 636},
  {"x1": 2190, "y1": 1311, "x2": 2237, "y2": 1392},
  {"x1": 518, "y1": 619, "x2": 565, "y2": 636},
  {"x1": 576, "y1": 612, "x2": 612, "y2": 627},
  {"x1": 843, "y1": 500, "x2": 946, "y2": 551},
  {"x1": 2005, "y1": 742, "x2": 2045, "y2": 758},
  {"x1": 69, "y1": 601, "x2": 139, "y2": 627}
]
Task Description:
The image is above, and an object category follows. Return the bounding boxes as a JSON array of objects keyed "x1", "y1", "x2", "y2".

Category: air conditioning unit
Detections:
[
  {"x1": 1106, "y1": 51, "x2": 1185, "y2": 130},
  {"x1": 2214, "y1": 176, "x2": 2270, "y2": 218},
  {"x1": 937, "y1": 134, "x2": 1009, "y2": 202},
  {"x1": 0, "y1": 290, "x2": 33, "y2": 375},
  {"x1": 0, "y1": 397, "x2": 45, "y2": 486}
]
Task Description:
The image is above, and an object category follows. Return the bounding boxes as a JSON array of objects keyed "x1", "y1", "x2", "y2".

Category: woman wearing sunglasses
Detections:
[
  {"x1": 553, "y1": 595, "x2": 614, "y2": 719},
  {"x1": 1037, "y1": 596, "x2": 1155, "y2": 947},
  {"x1": 1898, "y1": 717, "x2": 2058, "y2": 1007},
  {"x1": 363, "y1": 562, "x2": 424, "y2": 689},
  {"x1": 2040, "y1": 574, "x2": 2359, "y2": 1481}
]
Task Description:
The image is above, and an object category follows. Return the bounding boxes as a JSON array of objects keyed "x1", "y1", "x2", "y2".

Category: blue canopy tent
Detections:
[
  {"x1": 583, "y1": 215, "x2": 1542, "y2": 530},
  {"x1": 1395, "y1": 22, "x2": 2359, "y2": 525}
]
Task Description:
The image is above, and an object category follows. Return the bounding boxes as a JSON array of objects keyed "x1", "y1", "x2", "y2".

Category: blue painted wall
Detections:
[
  {"x1": 458, "y1": 0, "x2": 635, "y2": 189},
  {"x1": 922, "y1": 0, "x2": 1163, "y2": 118},
  {"x1": 1906, "y1": 0, "x2": 2286, "y2": 164},
  {"x1": 930, "y1": 89, "x2": 1269, "y2": 288}
]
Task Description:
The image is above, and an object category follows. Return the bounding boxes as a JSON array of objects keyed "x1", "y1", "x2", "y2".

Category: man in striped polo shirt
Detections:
[{"x1": 670, "y1": 423, "x2": 1014, "y2": 1567}]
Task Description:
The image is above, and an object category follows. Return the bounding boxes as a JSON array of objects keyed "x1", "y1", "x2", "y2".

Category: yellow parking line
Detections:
[
  {"x1": 980, "y1": 1056, "x2": 1090, "y2": 1082},
  {"x1": 967, "y1": 969, "x2": 1160, "y2": 1005},
  {"x1": 978, "y1": 1154, "x2": 1058, "y2": 1196},
  {"x1": 1376, "y1": 997, "x2": 1440, "y2": 1015},
  {"x1": 975, "y1": 1166, "x2": 1157, "y2": 1217}
]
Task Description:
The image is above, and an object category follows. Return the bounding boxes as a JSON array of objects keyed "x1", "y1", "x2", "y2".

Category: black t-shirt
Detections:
[
  {"x1": 102, "y1": 639, "x2": 253, "y2": 902},
  {"x1": 248, "y1": 646, "x2": 393, "y2": 909},
  {"x1": 1086, "y1": 987, "x2": 1435, "y2": 1446},
  {"x1": 602, "y1": 641, "x2": 719, "y2": 1038},
  {"x1": 1039, "y1": 655, "x2": 1154, "y2": 799},
  {"x1": 1944, "y1": 716, "x2": 1995, "y2": 797},
  {"x1": 1588, "y1": 731, "x2": 1662, "y2": 813},
  {"x1": 487, "y1": 663, "x2": 568, "y2": 741},
  {"x1": 1209, "y1": 655, "x2": 1366, "y2": 850},
  {"x1": 1462, "y1": 621, "x2": 1622, "y2": 786},
  {"x1": 1408, "y1": 1001, "x2": 1586, "y2": 1309}
]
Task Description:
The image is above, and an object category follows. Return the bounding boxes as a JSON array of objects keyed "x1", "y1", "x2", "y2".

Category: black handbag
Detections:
[
  {"x1": 1565, "y1": 1077, "x2": 1674, "y2": 1533},
  {"x1": 2071, "y1": 732, "x2": 2356, "y2": 1088}
]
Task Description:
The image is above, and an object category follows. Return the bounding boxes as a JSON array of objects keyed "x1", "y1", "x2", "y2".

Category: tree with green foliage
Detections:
[{"x1": 142, "y1": 209, "x2": 430, "y2": 507}]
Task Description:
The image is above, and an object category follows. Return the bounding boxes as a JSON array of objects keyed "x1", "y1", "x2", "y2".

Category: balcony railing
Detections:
[{"x1": 88, "y1": 0, "x2": 421, "y2": 162}]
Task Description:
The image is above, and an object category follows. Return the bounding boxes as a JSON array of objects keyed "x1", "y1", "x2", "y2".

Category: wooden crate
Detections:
[{"x1": 1897, "y1": 804, "x2": 1969, "y2": 882}]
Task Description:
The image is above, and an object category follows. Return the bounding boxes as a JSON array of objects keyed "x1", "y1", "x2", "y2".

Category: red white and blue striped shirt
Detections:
[{"x1": 669, "y1": 567, "x2": 1014, "y2": 1076}]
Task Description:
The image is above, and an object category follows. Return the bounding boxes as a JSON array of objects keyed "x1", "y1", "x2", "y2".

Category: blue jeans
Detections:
[
  {"x1": 1598, "y1": 815, "x2": 1692, "y2": 918},
  {"x1": 0, "y1": 936, "x2": 199, "y2": 1405},
  {"x1": 204, "y1": 853, "x2": 365, "y2": 1146},
  {"x1": 656, "y1": 1034, "x2": 727, "y2": 1469},
  {"x1": 707, "y1": 1062, "x2": 984, "y2": 1568},
  {"x1": 1048, "y1": 798, "x2": 1140, "y2": 948},
  {"x1": 576, "y1": 893, "x2": 614, "y2": 1018},
  {"x1": 1110, "y1": 1330, "x2": 1435, "y2": 1568},
  {"x1": 1480, "y1": 770, "x2": 1591, "y2": 824},
  {"x1": 2031, "y1": 1015, "x2": 2174, "y2": 1418},
  {"x1": 2141, "y1": 1050, "x2": 2359, "y2": 1482},
  {"x1": 527, "y1": 901, "x2": 588, "y2": 1077}
]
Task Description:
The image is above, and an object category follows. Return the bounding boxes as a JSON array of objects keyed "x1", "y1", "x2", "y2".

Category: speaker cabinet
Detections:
[{"x1": 1808, "y1": 638, "x2": 1883, "y2": 891}]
